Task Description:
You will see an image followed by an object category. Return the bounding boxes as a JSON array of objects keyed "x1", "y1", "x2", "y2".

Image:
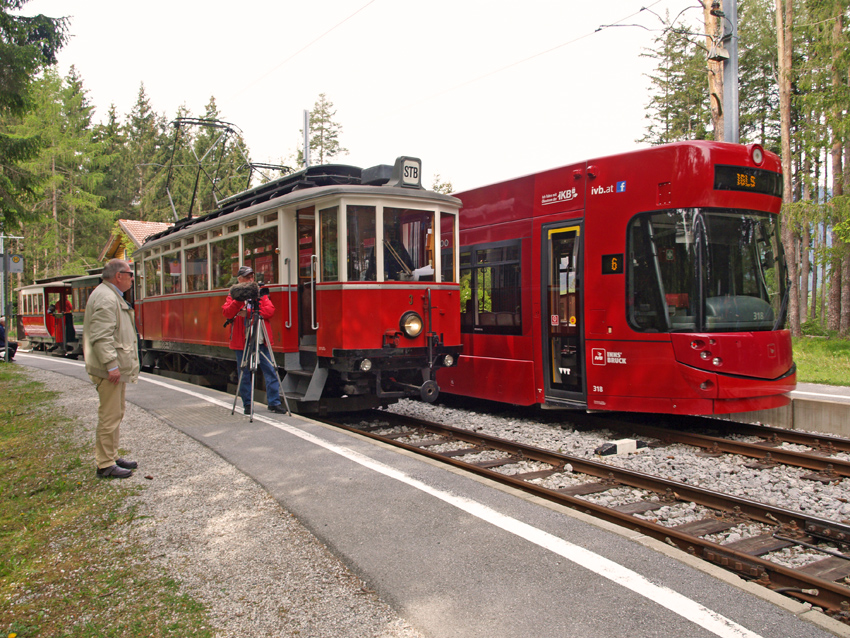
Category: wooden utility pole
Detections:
[{"x1": 704, "y1": 3, "x2": 725, "y2": 139}]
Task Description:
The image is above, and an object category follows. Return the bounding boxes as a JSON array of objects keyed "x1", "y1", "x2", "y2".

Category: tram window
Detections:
[
  {"x1": 243, "y1": 227, "x2": 279, "y2": 284},
  {"x1": 347, "y1": 205, "x2": 376, "y2": 281},
  {"x1": 145, "y1": 259, "x2": 160, "y2": 297},
  {"x1": 163, "y1": 253, "x2": 182, "y2": 294},
  {"x1": 320, "y1": 206, "x2": 339, "y2": 282},
  {"x1": 185, "y1": 245, "x2": 209, "y2": 292},
  {"x1": 441, "y1": 212, "x2": 456, "y2": 283},
  {"x1": 459, "y1": 240, "x2": 522, "y2": 335},
  {"x1": 627, "y1": 209, "x2": 780, "y2": 333},
  {"x1": 382, "y1": 208, "x2": 434, "y2": 282},
  {"x1": 211, "y1": 236, "x2": 240, "y2": 289}
]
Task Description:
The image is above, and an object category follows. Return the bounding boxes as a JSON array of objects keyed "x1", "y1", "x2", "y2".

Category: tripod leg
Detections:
[
  {"x1": 232, "y1": 343, "x2": 253, "y2": 415},
  {"x1": 258, "y1": 321, "x2": 290, "y2": 415}
]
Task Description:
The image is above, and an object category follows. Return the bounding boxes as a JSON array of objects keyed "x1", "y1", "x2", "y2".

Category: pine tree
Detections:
[
  {"x1": 638, "y1": 18, "x2": 712, "y2": 145},
  {"x1": 94, "y1": 103, "x2": 131, "y2": 214},
  {"x1": 306, "y1": 93, "x2": 347, "y2": 165},
  {"x1": 125, "y1": 83, "x2": 168, "y2": 221},
  {"x1": 12, "y1": 68, "x2": 111, "y2": 277},
  {"x1": 0, "y1": 0, "x2": 67, "y2": 226}
]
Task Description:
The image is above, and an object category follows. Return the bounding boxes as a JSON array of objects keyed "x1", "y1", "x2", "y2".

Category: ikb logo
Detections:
[{"x1": 592, "y1": 348, "x2": 606, "y2": 366}]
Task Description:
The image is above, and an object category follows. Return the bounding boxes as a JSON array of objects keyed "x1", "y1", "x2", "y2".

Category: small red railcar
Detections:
[
  {"x1": 438, "y1": 141, "x2": 795, "y2": 415},
  {"x1": 16, "y1": 269, "x2": 110, "y2": 358},
  {"x1": 134, "y1": 157, "x2": 462, "y2": 413}
]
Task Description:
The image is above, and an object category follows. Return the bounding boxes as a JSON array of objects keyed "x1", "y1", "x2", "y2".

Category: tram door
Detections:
[
  {"x1": 542, "y1": 224, "x2": 584, "y2": 403},
  {"x1": 296, "y1": 207, "x2": 317, "y2": 345}
]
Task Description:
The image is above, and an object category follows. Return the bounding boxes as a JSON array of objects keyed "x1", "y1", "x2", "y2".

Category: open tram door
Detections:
[
  {"x1": 296, "y1": 206, "x2": 318, "y2": 347},
  {"x1": 542, "y1": 224, "x2": 585, "y2": 406}
]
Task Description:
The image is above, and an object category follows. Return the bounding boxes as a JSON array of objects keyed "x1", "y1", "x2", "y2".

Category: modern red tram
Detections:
[
  {"x1": 437, "y1": 141, "x2": 795, "y2": 415},
  {"x1": 134, "y1": 156, "x2": 462, "y2": 412}
]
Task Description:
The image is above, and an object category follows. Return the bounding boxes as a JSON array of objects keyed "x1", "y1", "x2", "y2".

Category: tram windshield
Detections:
[
  {"x1": 350, "y1": 206, "x2": 440, "y2": 282},
  {"x1": 626, "y1": 208, "x2": 788, "y2": 333}
]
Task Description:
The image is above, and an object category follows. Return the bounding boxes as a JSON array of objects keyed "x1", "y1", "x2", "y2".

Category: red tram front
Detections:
[
  {"x1": 134, "y1": 156, "x2": 462, "y2": 413},
  {"x1": 438, "y1": 141, "x2": 795, "y2": 415},
  {"x1": 16, "y1": 280, "x2": 78, "y2": 356}
]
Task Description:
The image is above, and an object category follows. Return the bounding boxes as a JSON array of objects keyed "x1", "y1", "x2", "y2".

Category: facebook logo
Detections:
[{"x1": 616, "y1": 181, "x2": 627, "y2": 193}]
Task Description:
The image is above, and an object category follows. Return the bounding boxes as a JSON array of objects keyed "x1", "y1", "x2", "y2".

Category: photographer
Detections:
[{"x1": 221, "y1": 266, "x2": 285, "y2": 414}]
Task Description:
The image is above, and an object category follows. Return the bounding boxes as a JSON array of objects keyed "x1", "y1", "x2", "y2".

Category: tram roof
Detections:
[{"x1": 143, "y1": 158, "x2": 459, "y2": 249}]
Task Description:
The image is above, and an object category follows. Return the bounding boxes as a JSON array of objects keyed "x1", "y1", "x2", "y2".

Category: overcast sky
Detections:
[{"x1": 23, "y1": 0, "x2": 697, "y2": 192}]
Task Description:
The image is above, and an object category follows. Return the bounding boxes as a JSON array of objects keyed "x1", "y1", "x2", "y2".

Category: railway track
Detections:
[
  {"x1": 327, "y1": 411, "x2": 850, "y2": 624},
  {"x1": 577, "y1": 412, "x2": 850, "y2": 481}
]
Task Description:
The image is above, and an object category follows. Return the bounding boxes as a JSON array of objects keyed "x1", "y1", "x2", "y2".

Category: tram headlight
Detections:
[
  {"x1": 399, "y1": 311, "x2": 423, "y2": 338},
  {"x1": 359, "y1": 359, "x2": 372, "y2": 372},
  {"x1": 443, "y1": 354, "x2": 454, "y2": 367},
  {"x1": 712, "y1": 357, "x2": 723, "y2": 367},
  {"x1": 752, "y1": 145, "x2": 764, "y2": 165}
]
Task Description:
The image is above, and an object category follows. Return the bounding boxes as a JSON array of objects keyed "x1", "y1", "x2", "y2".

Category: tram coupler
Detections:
[{"x1": 388, "y1": 379, "x2": 440, "y2": 403}]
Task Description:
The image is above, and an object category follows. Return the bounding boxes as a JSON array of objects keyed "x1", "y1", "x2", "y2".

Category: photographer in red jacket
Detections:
[{"x1": 221, "y1": 266, "x2": 285, "y2": 414}]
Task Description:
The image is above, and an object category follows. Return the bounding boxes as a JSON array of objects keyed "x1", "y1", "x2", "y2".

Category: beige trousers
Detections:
[{"x1": 91, "y1": 375, "x2": 126, "y2": 469}]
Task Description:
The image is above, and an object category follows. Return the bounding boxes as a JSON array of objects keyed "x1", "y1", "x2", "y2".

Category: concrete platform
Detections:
[
  {"x1": 731, "y1": 383, "x2": 850, "y2": 437},
  {"x1": 15, "y1": 354, "x2": 849, "y2": 638}
]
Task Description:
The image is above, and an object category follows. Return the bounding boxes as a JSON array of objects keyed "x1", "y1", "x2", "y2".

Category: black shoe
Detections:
[
  {"x1": 96, "y1": 464, "x2": 132, "y2": 479},
  {"x1": 268, "y1": 404, "x2": 287, "y2": 414},
  {"x1": 243, "y1": 405, "x2": 252, "y2": 415},
  {"x1": 116, "y1": 458, "x2": 138, "y2": 470}
]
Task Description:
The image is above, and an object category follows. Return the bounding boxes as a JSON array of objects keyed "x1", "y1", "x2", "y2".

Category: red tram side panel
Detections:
[{"x1": 439, "y1": 141, "x2": 795, "y2": 415}]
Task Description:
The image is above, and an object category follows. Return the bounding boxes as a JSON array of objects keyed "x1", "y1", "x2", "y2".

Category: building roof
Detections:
[{"x1": 98, "y1": 220, "x2": 173, "y2": 262}]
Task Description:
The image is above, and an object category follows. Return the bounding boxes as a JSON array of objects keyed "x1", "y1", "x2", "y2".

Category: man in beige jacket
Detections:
[{"x1": 83, "y1": 259, "x2": 140, "y2": 478}]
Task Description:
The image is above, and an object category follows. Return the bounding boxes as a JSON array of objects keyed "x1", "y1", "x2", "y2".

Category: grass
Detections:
[
  {"x1": 0, "y1": 366, "x2": 214, "y2": 638},
  {"x1": 792, "y1": 336, "x2": 850, "y2": 386}
]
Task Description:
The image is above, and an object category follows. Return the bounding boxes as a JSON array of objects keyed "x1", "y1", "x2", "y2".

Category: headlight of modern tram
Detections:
[{"x1": 400, "y1": 311, "x2": 423, "y2": 338}]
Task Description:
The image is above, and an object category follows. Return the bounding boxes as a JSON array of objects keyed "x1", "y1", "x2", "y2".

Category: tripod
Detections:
[{"x1": 231, "y1": 300, "x2": 290, "y2": 421}]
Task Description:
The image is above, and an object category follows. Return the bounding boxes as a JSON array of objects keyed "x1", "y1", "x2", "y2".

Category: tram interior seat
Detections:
[{"x1": 478, "y1": 311, "x2": 520, "y2": 327}]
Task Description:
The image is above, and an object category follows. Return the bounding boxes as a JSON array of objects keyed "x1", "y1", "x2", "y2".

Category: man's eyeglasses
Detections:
[{"x1": 119, "y1": 271, "x2": 134, "y2": 277}]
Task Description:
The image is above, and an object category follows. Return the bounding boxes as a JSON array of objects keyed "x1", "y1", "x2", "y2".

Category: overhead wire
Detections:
[
  {"x1": 228, "y1": 0, "x2": 376, "y2": 99},
  {"x1": 385, "y1": 1, "x2": 667, "y2": 115}
]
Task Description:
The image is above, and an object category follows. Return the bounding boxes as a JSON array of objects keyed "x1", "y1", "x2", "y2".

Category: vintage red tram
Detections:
[
  {"x1": 15, "y1": 269, "x2": 104, "y2": 358},
  {"x1": 437, "y1": 141, "x2": 795, "y2": 415},
  {"x1": 134, "y1": 156, "x2": 462, "y2": 412}
]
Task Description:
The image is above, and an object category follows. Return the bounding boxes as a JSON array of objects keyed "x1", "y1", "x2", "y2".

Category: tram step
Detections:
[{"x1": 285, "y1": 369, "x2": 314, "y2": 378}]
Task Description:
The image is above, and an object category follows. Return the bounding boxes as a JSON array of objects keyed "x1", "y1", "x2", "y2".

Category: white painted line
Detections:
[{"x1": 33, "y1": 358, "x2": 765, "y2": 638}]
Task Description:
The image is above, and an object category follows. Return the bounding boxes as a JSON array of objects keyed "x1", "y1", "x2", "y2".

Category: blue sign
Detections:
[{"x1": 616, "y1": 181, "x2": 627, "y2": 193}]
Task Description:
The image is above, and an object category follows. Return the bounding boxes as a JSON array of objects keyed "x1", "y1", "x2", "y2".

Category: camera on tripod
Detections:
[
  {"x1": 223, "y1": 283, "x2": 270, "y2": 327},
  {"x1": 229, "y1": 281, "x2": 269, "y2": 302}
]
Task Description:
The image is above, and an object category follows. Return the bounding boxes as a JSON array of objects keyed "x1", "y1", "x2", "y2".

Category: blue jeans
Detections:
[{"x1": 235, "y1": 344, "x2": 281, "y2": 407}]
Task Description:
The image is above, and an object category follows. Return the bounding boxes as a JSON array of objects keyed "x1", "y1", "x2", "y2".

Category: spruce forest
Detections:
[
  {"x1": 1, "y1": 0, "x2": 849, "y2": 338},
  {"x1": 641, "y1": 0, "x2": 849, "y2": 337}
]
